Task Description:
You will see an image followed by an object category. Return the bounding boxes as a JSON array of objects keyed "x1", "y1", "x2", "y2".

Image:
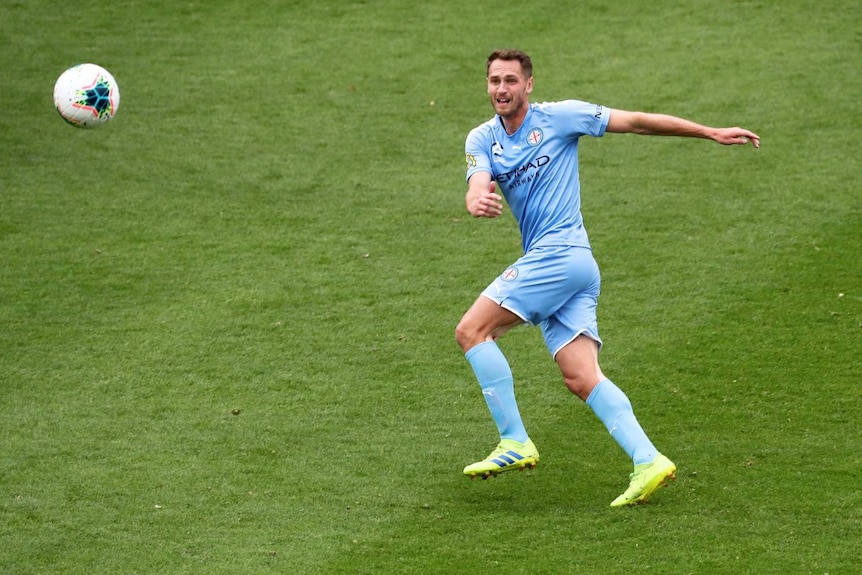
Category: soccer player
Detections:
[{"x1": 457, "y1": 49, "x2": 760, "y2": 506}]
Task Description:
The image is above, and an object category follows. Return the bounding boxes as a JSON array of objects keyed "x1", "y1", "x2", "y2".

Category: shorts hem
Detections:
[
  {"x1": 479, "y1": 294, "x2": 530, "y2": 324},
  {"x1": 551, "y1": 329, "x2": 602, "y2": 359}
]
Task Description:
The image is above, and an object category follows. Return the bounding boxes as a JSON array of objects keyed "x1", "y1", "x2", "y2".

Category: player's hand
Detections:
[
  {"x1": 467, "y1": 181, "x2": 504, "y2": 218},
  {"x1": 714, "y1": 127, "x2": 760, "y2": 148}
]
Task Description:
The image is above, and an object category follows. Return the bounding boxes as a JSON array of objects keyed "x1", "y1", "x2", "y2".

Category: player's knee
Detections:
[
  {"x1": 454, "y1": 319, "x2": 482, "y2": 353},
  {"x1": 563, "y1": 373, "x2": 601, "y2": 402},
  {"x1": 454, "y1": 320, "x2": 471, "y2": 350}
]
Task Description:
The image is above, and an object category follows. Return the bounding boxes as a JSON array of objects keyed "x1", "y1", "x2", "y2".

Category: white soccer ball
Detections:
[{"x1": 53, "y1": 63, "x2": 120, "y2": 128}]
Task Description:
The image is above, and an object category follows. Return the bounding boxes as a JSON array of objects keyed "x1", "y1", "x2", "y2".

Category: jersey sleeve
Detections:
[
  {"x1": 465, "y1": 124, "x2": 493, "y2": 182},
  {"x1": 544, "y1": 100, "x2": 610, "y2": 139}
]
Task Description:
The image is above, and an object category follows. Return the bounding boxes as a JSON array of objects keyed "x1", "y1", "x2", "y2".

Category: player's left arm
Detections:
[{"x1": 606, "y1": 109, "x2": 760, "y2": 148}]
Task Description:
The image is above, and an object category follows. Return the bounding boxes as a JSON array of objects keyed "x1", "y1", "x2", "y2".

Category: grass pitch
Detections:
[{"x1": 1, "y1": 1, "x2": 860, "y2": 573}]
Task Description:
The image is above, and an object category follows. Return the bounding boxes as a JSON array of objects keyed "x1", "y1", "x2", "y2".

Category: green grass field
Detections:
[{"x1": 1, "y1": 1, "x2": 860, "y2": 573}]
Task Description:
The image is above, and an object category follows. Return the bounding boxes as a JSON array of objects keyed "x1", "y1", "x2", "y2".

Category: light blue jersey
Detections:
[{"x1": 465, "y1": 100, "x2": 610, "y2": 253}]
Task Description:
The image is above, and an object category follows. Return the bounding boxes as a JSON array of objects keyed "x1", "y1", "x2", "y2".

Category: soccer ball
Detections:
[{"x1": 53, "y1": 63, "x2": 120, "y2": 128}]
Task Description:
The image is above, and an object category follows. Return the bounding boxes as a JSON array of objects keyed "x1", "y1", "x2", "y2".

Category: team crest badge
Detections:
[
  {"x1": 501, "y1": 267, "x2": 519, "y2": 281},
  {"x1": 527, "y1": 128, "x2": 543, "y2": 146}
]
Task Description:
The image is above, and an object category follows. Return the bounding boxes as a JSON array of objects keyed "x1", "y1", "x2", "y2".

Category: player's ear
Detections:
[{"x1": 526, "y1": 76, "x2": 534, "y2": 95}]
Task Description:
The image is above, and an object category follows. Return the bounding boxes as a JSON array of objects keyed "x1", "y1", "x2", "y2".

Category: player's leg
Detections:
[
  {"x1": 457, "y1": 246, "x2": 593, "y2": 479},
  {"x1": 455, "y1": 294, "x2": 524, "y2": 352},
  {"x1": 456, "y1": 295, "x2": 529, "y2": 442},
  {"x1": 540, "y1": 248, "x2": 676, "y2": 505},
  {"x1": 554, "y1": 335, "x2": 676, "y2": 505},
  {"x1": 555, "y1": 335, "x2": 658, "y2": 463},
  {"x1": 456, "y1": 274, "x2": 539, "y2": 478}
]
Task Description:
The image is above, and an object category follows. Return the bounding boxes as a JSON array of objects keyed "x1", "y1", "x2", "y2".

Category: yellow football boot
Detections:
[
  {"x1": 463, "y1": 438, "x2": 539, "y2": 480},
  {"x1": 610, "y1": 453, "x2": 677, "y2": 507}
]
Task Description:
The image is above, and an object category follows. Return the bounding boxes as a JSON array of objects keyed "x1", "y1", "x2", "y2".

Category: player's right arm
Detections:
[
  {"x1": 466, "y1": 173, "x2": 502, "y2": 218},
  {"x1": 464, "y1": 124, "x2": 502, "y2": 218}
]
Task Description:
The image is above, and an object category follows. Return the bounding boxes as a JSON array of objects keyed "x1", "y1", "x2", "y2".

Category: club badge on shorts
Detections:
[{"x1": 502, "y1": 266, "x2": 519, "y2": 281}]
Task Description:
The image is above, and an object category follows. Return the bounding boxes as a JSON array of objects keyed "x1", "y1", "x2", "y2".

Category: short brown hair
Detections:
[{"x1": 486, "y1": 49, "x2": 533, "y2": 78}]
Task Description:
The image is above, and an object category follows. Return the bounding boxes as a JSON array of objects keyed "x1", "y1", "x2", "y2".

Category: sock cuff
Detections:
[
  {"x1": 465, "y1": 340, "x2": 496, "y2": 361},
  {"x1": 585, "y1": 379, "x2": 610, "y2": 407},
  {"x1": 465, "y1": 340, "x2": 514, "y2": 388}
]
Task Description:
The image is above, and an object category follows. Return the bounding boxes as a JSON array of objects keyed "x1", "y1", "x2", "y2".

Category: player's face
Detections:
[{"x1": 486, "y1": 59, "x2": 533, "y2": 119}]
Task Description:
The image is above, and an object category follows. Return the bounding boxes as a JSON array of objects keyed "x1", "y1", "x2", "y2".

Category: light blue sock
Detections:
[
  {"x1": 465, "y1": 341, "x2": 529, "y2": 443},
  {"x1": 586, "y1": 379, "x2": 657, "y2": 465}
]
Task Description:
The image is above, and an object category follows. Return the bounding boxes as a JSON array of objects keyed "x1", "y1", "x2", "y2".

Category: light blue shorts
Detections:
[{"x1": 481, "y1": 245, "x2": 602, "y2": 357}]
